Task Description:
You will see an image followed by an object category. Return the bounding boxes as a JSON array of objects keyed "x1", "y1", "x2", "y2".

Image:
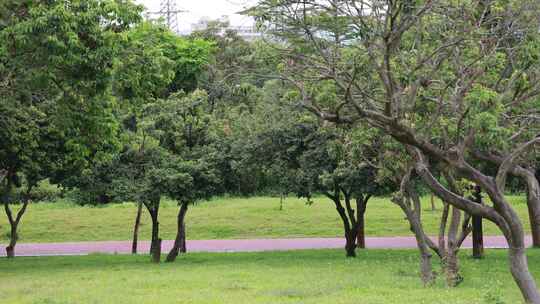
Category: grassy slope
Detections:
[
  {"x1": 0, "y1": 249, "x2": 534, "y2": 304},
  {"x1": 0, "y1": 195, "x2": 530, "y2": 243}
]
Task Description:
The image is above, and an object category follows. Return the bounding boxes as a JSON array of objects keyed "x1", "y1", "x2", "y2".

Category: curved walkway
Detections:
[{"x1": 0, "y1": 235, "x2": 529, "y2": 257}]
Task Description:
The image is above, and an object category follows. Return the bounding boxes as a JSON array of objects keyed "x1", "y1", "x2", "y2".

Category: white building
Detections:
[{"x1": 190, "y1": 16, "x2": 261, "y2": 41}]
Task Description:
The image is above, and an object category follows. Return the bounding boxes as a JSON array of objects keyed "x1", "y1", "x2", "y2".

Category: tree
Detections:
[
  {"x1": 110, "y1": 146, "x2": 192, "y2": 263},
  {"x1": 144, "y1": 90, "x2": 221, "y2": 262},
  {"x1": 250, "y1": 0, "x2": 540, "y2": 301},
  {"x1": 254, "y1": 120, "x2": 382, "y2": 257},
  {"x1": 0, "y1": 0, "x2": 142, "y2": 258},
  {"x1": 69, "y1": 20, "x2": 215, "y2": 253}
]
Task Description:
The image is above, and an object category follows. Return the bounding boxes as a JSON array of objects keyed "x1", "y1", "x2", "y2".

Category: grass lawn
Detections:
[
  {"x1": 0, "y1": 195, "x2": 530, "y2": 243},
  {"x1": 0, "y1": 249, "x2": 535, "y2": 304}
]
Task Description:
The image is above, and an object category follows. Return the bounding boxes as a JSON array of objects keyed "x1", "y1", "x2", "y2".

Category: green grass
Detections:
[
  {"x1": 0, "y1": 249, "x2": 535, "y2": 303},
  {"x1": 0, "y1": 195, "x2": 530, "y2": 243}
]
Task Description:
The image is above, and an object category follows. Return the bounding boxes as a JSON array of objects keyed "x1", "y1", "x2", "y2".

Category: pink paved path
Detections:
[{"x1": 0, "y1": 235, "x2": 530, "y2": 257}]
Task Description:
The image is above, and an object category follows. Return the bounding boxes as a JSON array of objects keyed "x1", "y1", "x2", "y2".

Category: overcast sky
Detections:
[{"x1": 135, "y1": 0, "x2": 257, "y2": 34}]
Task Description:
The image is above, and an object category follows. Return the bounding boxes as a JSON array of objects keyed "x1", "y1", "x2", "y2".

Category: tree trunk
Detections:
[
  {"x1": 393, "y1": 187, "x2": 435, "y2": 285},
  {"x1": 131, "y1": 202, "x2": 143, "y2": 254},
  {"x1": 148, "y1": 209, "x2": 160, "y2": 263},
  {"x1": 446, "y1": 206, "x2": 462, "y2": 287},
  {"x1": 5, "y1": 222, "x2": 17, "y2": 258},
  {"x1": 3, "y1": 181, "x2": 30, "y2": 259},
  {"x1": 328, "y1": 192, "x2": 357, "y2": 258},
  {"x1": 472, "y1": 185, "x2": 484, "y2": 259},
  {"x1": 522, "y1": 169, "x2": 540, "y2": 248},
  {"x1": 412, "y1": 152, "x2": 540, "y2": 302},
  {"x1": 166, "y1": 202, "x2": 189, "y2": 262},
  {"x1": 152, "y1": 238, "x2": 161, "y2": 263},
  {"x1": 356, "y1": 213, "x2": 365, "y2": 249},
  {"x1": 356, "y1": 196, "x2": 370, "y2": 249},
  {"x1": 345, "y1": 230, "x2": 357, "y2": 257},
  {"x1": 509, "y1": 246, "x2": 540, "y2": 304},
  {"x1": 472, "y1": 153, "x2": 540, "y2": 249},
  {"x1": 409, "y1": 213, "x2": 435, "y2": 285}
]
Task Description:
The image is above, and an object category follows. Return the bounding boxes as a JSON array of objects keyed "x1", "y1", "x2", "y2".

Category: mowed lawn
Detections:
[
  {"x1": 0, "y1": 249, "x2": 535, "y2": 304},
  {"x1": 0, "y1": 195, "x2": 530, "y2": 243}
]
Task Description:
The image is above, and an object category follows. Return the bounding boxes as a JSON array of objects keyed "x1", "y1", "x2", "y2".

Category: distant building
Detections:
[{"x1": 190, "y1": 16, "x2": 262, "y2": 41}]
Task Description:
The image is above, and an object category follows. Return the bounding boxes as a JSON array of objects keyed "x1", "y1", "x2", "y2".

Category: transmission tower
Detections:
[{"x1": 146, "y1": 1, "x2": 186, "y2": 34}]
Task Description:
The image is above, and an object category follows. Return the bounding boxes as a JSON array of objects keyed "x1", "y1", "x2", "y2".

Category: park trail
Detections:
[{"x1": 0, "y1": 235, "x2": 527, "y2": 257}]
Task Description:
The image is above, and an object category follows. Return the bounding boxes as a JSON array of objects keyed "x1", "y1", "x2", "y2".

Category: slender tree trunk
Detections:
[
  {"x1": 403, "y1": 175, "x2": 435, "y2": 285},
  {"x1": 147, "y1": 208, "x2": 160, "y2": 263},
  {"x1": 503, "y1": 197, "x2": 540, "y2": 303},
  {"x1": 356, "y1": 212, "x2": 365, "y2": 249},
  {"x1": 393, "y1": 187, "x2": 435, "y2": 285},
  {"x1": 446, "y1": 206, "x2": 462, "y2": 287},
  {"x1": 521, "y1": 169, "x2": 540, "y2": 248},
  {"x1": 408, "y1": 210, "x2": 435, "y2": 285},
  {"x1": 509, "y1": 246, "x2": 540, "y2": 303},
  {"x1": 5, "y1": 222, "x2": 18, "y2": 258},
  {"x1": 356, "y1": 196, "x2": 370, "y2": 249},
  {"x1": 328, "y1": 192, "x2": 356, "y2": 258},
  {"x1": 131, "y1": 202, "x2": 143, "y2": 254},
  {"x1": 166, "y1": 202, "x2": 189, "y2": 262},
  {"x1": 472, "y1": 185, "x2": 484, "y2": 259},
  {"x1": 3, "y1": 181, "x2": 31, "y2": 259}
]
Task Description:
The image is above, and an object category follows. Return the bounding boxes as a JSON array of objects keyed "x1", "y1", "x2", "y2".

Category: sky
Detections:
[{"x1": 135, "y1": 0, "x2": 257, "y2": 34}]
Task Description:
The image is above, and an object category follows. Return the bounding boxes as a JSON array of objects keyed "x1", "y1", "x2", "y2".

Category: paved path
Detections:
[{"x1": 0, "y1": 235, "x2": 530, "y2": 257}]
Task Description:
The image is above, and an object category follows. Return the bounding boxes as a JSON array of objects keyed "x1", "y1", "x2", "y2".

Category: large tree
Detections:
[
  {"x1": 253, "y1": 119, "x2": 383, "y2": 257},
  {"x1": 144, "y1": 90, "x2": 221, "y2": 262},
  {"x1": 0, "y1": 0, "x2": 142, "y2": 258},
  {"x1": 250, "y1": 0, "x2": 540, "y2": 302}
]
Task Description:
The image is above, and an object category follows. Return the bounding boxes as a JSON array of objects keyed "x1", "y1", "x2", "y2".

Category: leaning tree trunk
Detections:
[
  {"x1": 131, "y1": 202, "x2": 143, "y2": 254},
  {"x1": 509, "y1": 245, "x2": 540, "y2": 304},
  {"x1": 520, "y1": 169, "x2": 540, "y2": 248},
  {"x1": 166, "y1": 202, "x2": 189, "y2": 262},
  {"x1": 446, "y1": 206, "x2": 462, "y2": 287},
  {"x1": 400, "y1": 203, "x2": 435, "y2": 285},
  {"x1": 412, "y1": 149, "x2": 540, "y2": 303},
  {"x1": 392, "y1": 175, "x2": 435, "y2": 286},
  {"x1": 473, "y1": 152, "x2": 540, "y2": 249}
]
